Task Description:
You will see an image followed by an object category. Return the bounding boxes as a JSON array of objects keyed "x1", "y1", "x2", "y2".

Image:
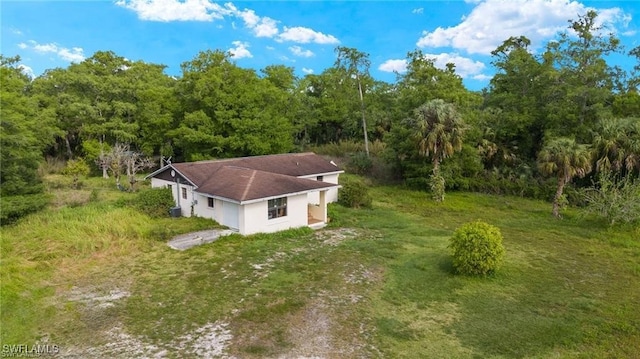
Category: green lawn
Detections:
[{"x1": 1, "y1": 177, "x2": 638, "y2": 358}]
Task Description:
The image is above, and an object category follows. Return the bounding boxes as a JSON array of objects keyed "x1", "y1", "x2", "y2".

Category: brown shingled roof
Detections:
[
  {"x1": 149, "y1": 152, "x2": 342, "y2": 203},
  {"x1": 198, "y1": 166, "x2": 337, "y2": 202}
]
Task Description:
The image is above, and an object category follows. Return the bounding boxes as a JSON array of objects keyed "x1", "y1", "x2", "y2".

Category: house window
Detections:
[
  {"x1": 317, "y1": 175, "x2": 324, "y2": 182},
  {"x1": 207, "y1": 197, "x2": 214, "y2": 208},
  {"x1": 167, "y1": 184, "x2": 172, "y2": 191},
  {"x1": 181, "y1": 188, "x2": 187, "y2": 199},
  {"x1": 268, "y1": 197, "x2": 287, "y2": 219}
]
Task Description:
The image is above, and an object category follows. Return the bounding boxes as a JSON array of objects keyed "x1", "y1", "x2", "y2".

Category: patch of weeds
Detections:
[{"x1": 376, "y1": 317, "x2": 416, "y2": 340}]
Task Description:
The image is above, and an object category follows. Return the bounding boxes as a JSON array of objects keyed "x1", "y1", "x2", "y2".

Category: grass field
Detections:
[{"x1": 1, "y1": 175, "x2": 639, "y2": 358}]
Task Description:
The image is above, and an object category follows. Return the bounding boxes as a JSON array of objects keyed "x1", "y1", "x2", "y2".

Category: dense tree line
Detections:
[{"x1": 1, "y1": 11, "x2": 639, "y2": 221}]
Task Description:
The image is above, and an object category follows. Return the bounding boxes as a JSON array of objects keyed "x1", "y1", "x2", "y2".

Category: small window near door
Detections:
[
  {"x1": 268, "y1": 197, "x2": 287, "y2": 219},
  {"x1": 316, "y1": 175, "x2": 324, "y2": 182},
  {"x1": 207, "y1": 197, "x2": 214, "y2": 208},
  {"x1": 181, "y1": 187, "x2": 187, "y2": 199}
]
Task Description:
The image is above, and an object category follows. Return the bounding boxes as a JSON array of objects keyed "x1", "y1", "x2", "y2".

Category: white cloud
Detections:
[
  {"x1": 253, "y1": 17, "x2": 279, "y2": 37},
  {"x1": 416, "y1": 0, "x2": 632, "y2": 55},
  {"x1": 18, "y1": 64, "x2": 35, "y2": 78},
  {"x1": 23, "y1": 40, "x2": 85, "y2": 63},
  {"x1": 33, "y1": 42, "x2": 59, "y2": 53},
  {"x1": 379, "y1": 53, "x2": 486, "y2": 79},
  {"x1": 423, "y1": 52, "x2": 486, "y2": 78},
  {"x1": 228, "y1": 41, "x2": 252, "y2": 59},
  {"x1": 378, "y1": 59, "x2": 408, "y2": 73},
  {"x1": 278, "y1": 26, "x2": 339, "y2": 44},
  {"x1": 266, "y1": 46, "x2": 275, "y2": 50},
  {"x1": 117, "y1": 1, "x2": 340, "y2": 46},
  {"x1": 115, "y1": 0, "x2": 233, "y2": 22},
  {"x1": 412, "y1": 8, "x2": 423, "y2": 14},
  {"x1": 11, "y1": 27, "x2": 23, "y2": 35},
  {"x1": 472, "y1": 74, "x2": 492, "y2": 81},
  {"x1": 59, "y1": 47, "x2": 86, "y2": 62},
  {"x1": 235, "y1": 7, "x2": 279, "y2": 37},
  {"x1": 289, "y1": 45, "x2": 314, "y2": 57},
  {"x1": 302, "y1": 68, "x2": 314, "y2": 74}
]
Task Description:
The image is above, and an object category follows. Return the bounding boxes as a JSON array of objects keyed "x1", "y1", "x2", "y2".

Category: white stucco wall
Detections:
[
  {"x1": 240, "y1": 193, "x2": 308, "y2": 235},
  {"x1": 150, "y1": 178, "x2": 195, "y2": 217},
  {"x1": 192, "y1": 193, "x2": 224, "y2": 224},
  {"x1": 301, "y1": 173, "x2": 340, "y2": 204}
]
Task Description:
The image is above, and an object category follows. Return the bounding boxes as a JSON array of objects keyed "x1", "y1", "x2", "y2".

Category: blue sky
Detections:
[{"x1": 2, "y1": 0, "x2": 638, "y2": 91}]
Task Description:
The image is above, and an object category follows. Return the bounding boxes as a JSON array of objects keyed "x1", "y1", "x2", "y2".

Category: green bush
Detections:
[
  {"x1": 338, "y1": 178, "x2": 372, "y2": 209},
  {"x1": 582, "y1": 171, "x2": 640, "y2": 225},
  {"x1": 449, "y1": 221, "x2": 505, "y2": 276},
  {"x1": 348, "y1": 152, "x2": 373, "y2": 175},
  {"x1": 62, "y1": 158, "x2": 91, "y2": 188},
  {"x1": 0, "y1": 194, "x2": 51, "y2": 225},
  {"x1": 134, "y1": 187, "x2": 175, "y2": 218}
]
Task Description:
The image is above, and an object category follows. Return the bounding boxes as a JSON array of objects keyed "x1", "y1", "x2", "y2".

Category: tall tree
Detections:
[
  {"x1": 486, "y1": 36, "x2": 551, "y2": 161},
  {"x1": 545, "y1": 10, "x2": 623, "y2": 140},
  {"x1": 397, "y1": 50, "x2": 481, "y2": 114},
  {"x1": 175, "y1": 50, "x2": 293, "y2": 160},
  {"x1": 335, "y1": 47, "x2": 371, "y2": 156},
  {"x1": 406, "y1": 99, "x2": 465, "y2": 201},
  {"x1": 537, "y1": 137, "x2": 593, "y2": 217},
  {"x1": 1, "y1": 55, "x2": 59, "y2": 197}
]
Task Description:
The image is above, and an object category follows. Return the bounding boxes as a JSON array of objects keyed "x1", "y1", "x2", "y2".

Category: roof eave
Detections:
[
  {"x1": 145, "y1": 165, "x2": 198, "y2": 187},
  {"x1": 239, "y1": 185, "x2": 341, "y2": 205},
  {"x1": 194, "y1": 184, "x2": 341, "y2": 205}
]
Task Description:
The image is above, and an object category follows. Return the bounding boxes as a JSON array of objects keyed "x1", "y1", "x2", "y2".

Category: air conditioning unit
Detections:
[{"x1": 170, "y1": 206, "x2": 182, "y2": 217}]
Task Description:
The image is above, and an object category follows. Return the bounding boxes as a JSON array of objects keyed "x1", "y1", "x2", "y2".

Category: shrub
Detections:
[
  {"x1": 134, "y1": 187, "x2": 175, "y2": 218},
  {"x1": 0, "y1": 194, "x2": 51, "y2": 225},
  {"x1": 449, "y1": 221, "x2": 505, "y2": 276},
  {"x1": 582, "y1": 171, "x2": 640, "y2": 225},
  {"x1": 348, "y1": 152, "x2": 373, "y2": 175},
  {"x1": 63, "y1": 158, "x2": 91, "y2": 189},
  {"x1": 338, "y1": 178, "x2": 372, "y2": 209}
]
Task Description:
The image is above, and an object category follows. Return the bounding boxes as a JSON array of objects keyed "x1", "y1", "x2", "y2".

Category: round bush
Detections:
[
  {"x1": 338, "y1": 178, "x2": 372, "y2": 209},
  {"x1": 449, "y1": 221, "x2": 505, "y2": 275}
]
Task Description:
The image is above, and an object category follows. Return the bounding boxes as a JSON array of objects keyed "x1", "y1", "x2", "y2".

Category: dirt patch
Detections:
[
  {"x1": 279, "y1": 299, "x2": 333, "y2": 358},
  {"x1": 58, "y1": 286, "x2": 234, "y2": 358},
  {"x1": 314, "y1": 228, "x2": 360, "y2": 246},
  {"x1": 250, "y1": 251, "x2": 288, "y2": 278},
  {"x1": 59, "y1": 322, "x2": 233, "y2": 359},
  {"x1": 313, "y1": 228, "x2": 384, "y2": 246},
  {"x1": 67, "y1": 286, "x2": 130, "y2": 308},
  {"x1": 175, "y1": 322, "x2": 234, "y2": 359}
]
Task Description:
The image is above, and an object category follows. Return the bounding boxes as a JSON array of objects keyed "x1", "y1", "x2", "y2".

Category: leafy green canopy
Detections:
[{"x1": 449, "y1": 221, "x2": 505, "y2": 276}]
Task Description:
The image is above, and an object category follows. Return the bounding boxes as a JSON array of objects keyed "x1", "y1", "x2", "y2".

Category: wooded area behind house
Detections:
[{"x1": 2, "y1": 11, "x2": 639, "y2": 222}]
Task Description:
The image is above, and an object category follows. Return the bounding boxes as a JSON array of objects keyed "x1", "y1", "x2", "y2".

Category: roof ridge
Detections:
[{"x1": 240, "y1": 169, "x2": 257, "y2": 201}]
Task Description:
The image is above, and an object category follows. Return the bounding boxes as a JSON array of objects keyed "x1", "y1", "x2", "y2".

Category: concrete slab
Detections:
[{"x1": 168, "y1": 229, "x2": 236, "y2": 251}]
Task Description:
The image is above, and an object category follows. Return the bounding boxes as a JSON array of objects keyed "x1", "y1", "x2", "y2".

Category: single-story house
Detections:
[{"x1": 146, "y1": 152, "x2": 343, "y2": 235}]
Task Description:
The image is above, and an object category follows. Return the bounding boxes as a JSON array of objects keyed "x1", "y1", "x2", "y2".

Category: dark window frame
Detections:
[
  {"x1": 181, "y1": 187, "x2": 187, "y2": 199},
  {"x1": 268, "y1": 197, "x2": 287, "y2": 219},
  {"x1": 207, "y1": 197, "x2": 214, "y2": 208}
]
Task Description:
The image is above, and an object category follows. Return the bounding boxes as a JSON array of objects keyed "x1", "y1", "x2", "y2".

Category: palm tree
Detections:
[
  {"x1": 408, "y1": 99, "x2": 465, "y2": 201},
  {"x1": 537, "y1": 137, "x2": 593, "y2": 218},
  {"x1": 592, "y1": 118, "x2": 640, "y2": 174}
]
